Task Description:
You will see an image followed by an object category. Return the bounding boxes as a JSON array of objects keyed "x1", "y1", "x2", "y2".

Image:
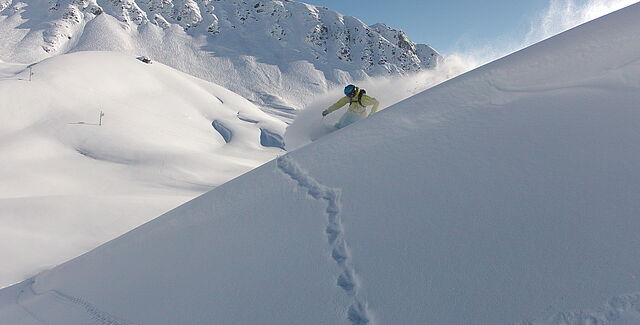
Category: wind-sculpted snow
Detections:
[
  {"x1": 277, "y1": 155, "x2": 372, "y2": 324},
  {"x1": 212, "y1": 120, "x2": 233, "y2": 143},
  {"x1": 0, "y1": 51, "x2": 286, "y2": 288},
  {"x1": 260, "y1": 128, "x2": 285, "y2": 150}
]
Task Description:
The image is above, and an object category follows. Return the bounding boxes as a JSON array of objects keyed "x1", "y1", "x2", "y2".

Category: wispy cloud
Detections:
[
  {"x1": 524, "y1": 0, "x2": 639, "y2": 45},
  {"x1": 450, "y1": 0, "x2": 639, "y2": 67}
]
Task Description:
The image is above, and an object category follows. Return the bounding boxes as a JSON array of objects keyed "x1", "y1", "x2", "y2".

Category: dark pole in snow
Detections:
[{"x1": 99, "y1": 111, "x2": 104, "y2": 126}]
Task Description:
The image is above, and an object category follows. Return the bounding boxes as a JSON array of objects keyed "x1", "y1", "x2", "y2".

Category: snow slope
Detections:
[
  {"x1": 0, "y1": 0, "x2": 441, "y2": 117},
  {"x1": 0, "y1": 51, "x2": 285, "y2": 288},
  {"x1": 283, "y1": 59, "x2": 473, "y2": 150},
  {"x1": 2, "y1": 2, "x2": 640, "y2": 325}
]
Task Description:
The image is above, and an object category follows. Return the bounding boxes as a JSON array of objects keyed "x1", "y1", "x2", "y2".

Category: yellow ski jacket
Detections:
[{"x1": 326, "y1": 89, "x2": 380, "y2": 116}]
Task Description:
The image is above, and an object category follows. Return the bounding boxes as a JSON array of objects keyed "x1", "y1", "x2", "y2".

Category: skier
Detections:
[{"x1": 322, "y1": 84, "x2": 380, "y2": 129}]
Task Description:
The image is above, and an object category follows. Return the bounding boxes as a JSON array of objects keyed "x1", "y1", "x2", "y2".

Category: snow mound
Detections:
[{"x1": 0, "y1": 50, "x2": 285, "y2": 287}]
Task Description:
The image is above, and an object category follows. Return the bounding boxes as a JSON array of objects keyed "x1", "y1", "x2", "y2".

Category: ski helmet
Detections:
[{"x1": 344, "y1": 84, "x2": 357, "y2": 97}]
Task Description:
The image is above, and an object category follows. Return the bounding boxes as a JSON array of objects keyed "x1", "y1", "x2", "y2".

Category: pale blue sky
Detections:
[{"x1": 302, "y1": 0, "x2": 553, "y2": 54}]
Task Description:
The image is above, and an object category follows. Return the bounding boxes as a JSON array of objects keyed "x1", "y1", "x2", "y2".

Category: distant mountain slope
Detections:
[
  {"x1": 1, "y1": 3, "x2": 639, "y2": 325},
  {"x1": 0, "y1": 50, "x2": 285, "y2": 288},
  {"x1": 0, "y1": 0, "x2": 441, "y2": 116}
]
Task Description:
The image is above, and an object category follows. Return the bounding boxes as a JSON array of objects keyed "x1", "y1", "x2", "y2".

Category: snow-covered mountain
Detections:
[
  {"x1": 0, "y1": 50, "x2": 286, "y2": 288},
  {"x1": 2, "y1": 2, "x2": 639, "y2": 325},
  {"x1": 0, "y1": 1, "x2": 458, "y2": 291},
  {"x1": 0, "y1": 0, "x2": 441, "y2": 116}
]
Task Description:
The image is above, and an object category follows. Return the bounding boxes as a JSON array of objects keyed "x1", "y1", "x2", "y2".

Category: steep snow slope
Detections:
[
  {"x1": 0, "y1": 51, "x2": 285, "y2": 288},
  {"x1": 2, "y1": 3, "x2": 640, "y2": 325},
  {"x1": 0, "y1": 0, "x2": 441, "y2": 116}
]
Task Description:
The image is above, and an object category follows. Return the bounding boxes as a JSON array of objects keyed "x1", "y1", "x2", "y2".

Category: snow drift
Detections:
[
  {"x1": 0, "y1": 51, "x2": 285, "y2": 288},
  {"x1": 2, "y1": 2, "x2": 640, "y2": 325}
]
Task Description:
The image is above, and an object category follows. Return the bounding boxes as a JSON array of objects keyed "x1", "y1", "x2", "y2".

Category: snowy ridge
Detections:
[
  {"x1": 0, "y1": 0, "x2": 440, "y2": 72},
  {"x1": 276, "y1": 155, "x2": 372, "y2": 324},
  {"x1": 0, "y1": 0, "x2": 441, "y2": 113}
]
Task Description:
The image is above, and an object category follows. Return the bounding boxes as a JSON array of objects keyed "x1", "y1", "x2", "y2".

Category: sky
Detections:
[{"x1": 302, "y1": 0, "x2": 640, "y2": 56}]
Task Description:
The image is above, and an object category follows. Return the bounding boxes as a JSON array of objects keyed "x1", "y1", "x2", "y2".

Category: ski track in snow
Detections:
[
  {"x1": 48, "y1": 290, "x2": 140, "y2": 325},
  {"x1": 16, "y1": 280, "x2": 51, "y2": 325},
  {"x1": 17, "y1": 279, "x2": 142, "y2": 325},
  {"x1": 276, "y1": 155, "x2": 373, "y2": 325}
]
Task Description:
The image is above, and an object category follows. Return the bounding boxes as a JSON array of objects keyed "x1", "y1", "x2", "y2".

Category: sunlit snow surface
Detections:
[
  {"x1": 0, "y1": 51, "x2": 285, "y2": 287},
  {"x1": 2, "y1": 3, "x2": 640, "y2": 325}
]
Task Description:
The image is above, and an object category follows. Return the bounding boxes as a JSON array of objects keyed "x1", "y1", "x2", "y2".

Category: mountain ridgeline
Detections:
[
  {"x1": 0, "y1": 0, "x2": 441, "y2": 114},
  {"x1": 1, "y1": 0, "x2": 440, "y2": 72}
]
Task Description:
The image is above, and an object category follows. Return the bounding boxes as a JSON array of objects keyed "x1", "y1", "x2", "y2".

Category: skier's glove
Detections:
[{"x1": 322, "y1": 109, "x2": 329, "y2": 117}]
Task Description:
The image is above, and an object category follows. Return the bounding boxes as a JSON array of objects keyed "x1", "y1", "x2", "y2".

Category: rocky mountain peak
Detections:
[
  {"x1": 1, "y1": 0, "x2": 441, "y2": 73},
  {"x1": 0, "y1": 0, "x2": 442, "y2": 115}
]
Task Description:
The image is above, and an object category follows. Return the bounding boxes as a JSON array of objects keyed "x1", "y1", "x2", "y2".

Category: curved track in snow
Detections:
[
  {"x1": 277, "y1": 155, "x2": 373, "y2": 325},
  {"x1": 17, "y1": 279, "x2": 142, "y2": 325}
]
